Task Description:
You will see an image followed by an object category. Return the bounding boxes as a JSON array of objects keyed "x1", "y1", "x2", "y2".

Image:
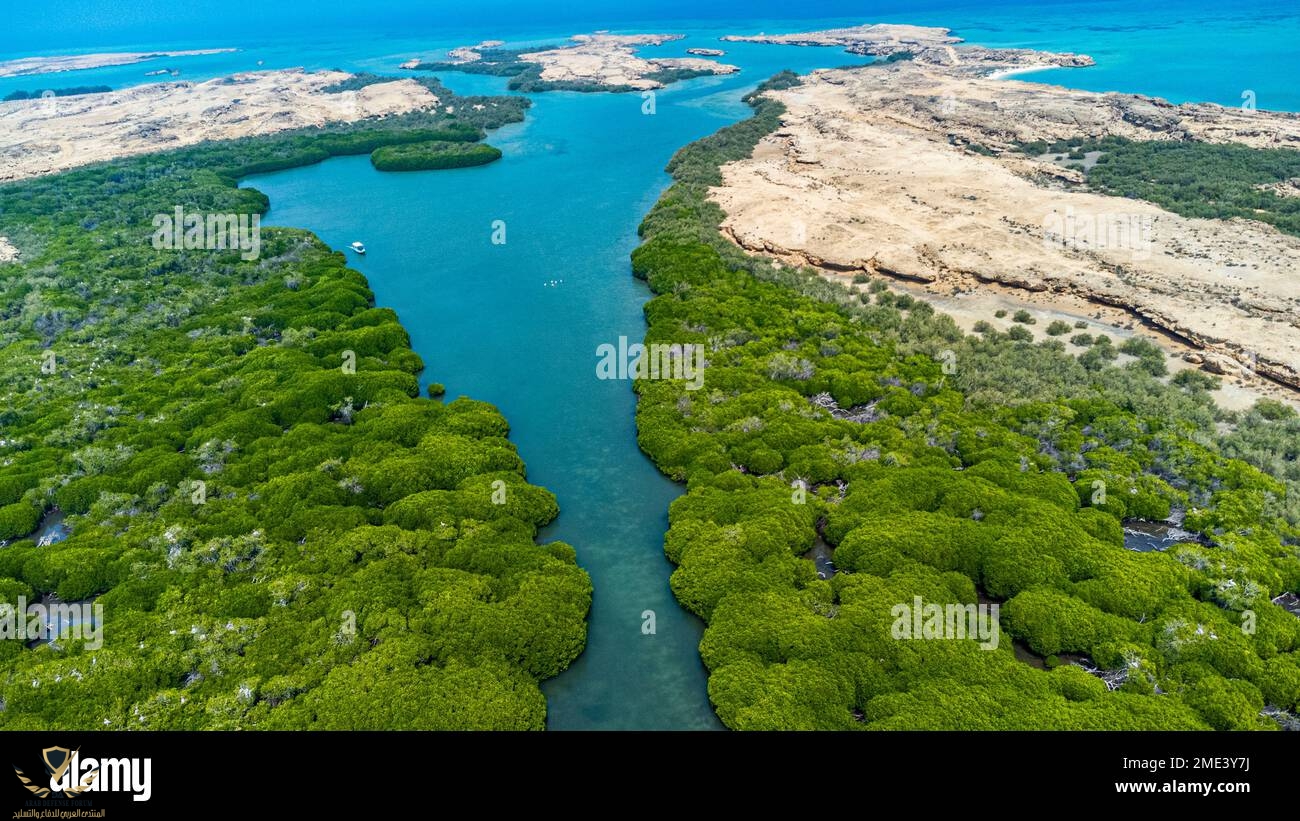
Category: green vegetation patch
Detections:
[
  {"x1": 1022, "y1": 135, "x2": 1300, "y2": 237},
  {"x1": 371, "y1": 140, "x2": 502, "y2": 172},
  {"x1": 630, "y1": 74, "x2": 1300, "y2": 730},
  {"x1": 0, "y1": 77, "x2": 588, "y2": 730},
  {"x1": 3, "y1": 86, "x2": 111, "y2": 101},
  {"x1": 643, "y1": 67, "x2": 722, "y2": 86}
]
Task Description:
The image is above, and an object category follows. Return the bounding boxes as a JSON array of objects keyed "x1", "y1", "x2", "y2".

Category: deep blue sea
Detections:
[
  {"x1": 7, "y1": 1, "x2": 1300, "y2": 111},
  {"x1": 9, "y1": 2, "x2": 1297, "y2": 729}
]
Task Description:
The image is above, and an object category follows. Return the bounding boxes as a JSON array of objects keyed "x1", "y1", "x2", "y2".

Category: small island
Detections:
[
  {"x1": 0, "y1": 48, "x2": 236, "y2": 78},
  {"x1": 370, "y1": 139, "x2": 502, "y2": 171},
  {"x1": 722, "y1": 22, "x2": 1092, "y2": 72},
  {"x1": 410, "y1": 32, "x2": 739, "y2": 92}
]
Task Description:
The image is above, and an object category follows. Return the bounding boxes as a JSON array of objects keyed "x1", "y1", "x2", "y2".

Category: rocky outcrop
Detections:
[
  {"x1": 707, "y1": 57, "x2": 1300, "y2": 394},
  {"x1": 443, "y1": 40, "x2": 506, "y2": 64},
  {"x1": 0, "y1": 70, "x2": 441, "y2": 182},
  {"x1": 722, "y1": 23, "x2": 1094, "y2": 75}
]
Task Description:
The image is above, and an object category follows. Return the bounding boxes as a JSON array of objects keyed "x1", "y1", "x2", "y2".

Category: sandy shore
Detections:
[
  {"x1": 985, "y1": 66, "x2": 1055, "y2": 80},
  {"x1": 0, "y1": 49, "x2": 236, "y2": 79},
  {"x1": 708, "y1": 26, "x2": 1300, "y2": 401},
  {"x1": 0, "y1": 69, "x2": 440, "y2": 182}
]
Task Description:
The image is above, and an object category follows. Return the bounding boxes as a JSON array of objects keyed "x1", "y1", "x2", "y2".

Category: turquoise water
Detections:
[
  {"x1": 244, "y1": 44, "x2": 871, "y2": 729},
  {"x1": 17, "y1": 3, "x2": 1298, "y2": 729},
  {"x1": 243, "y1": 11, "x2": 1297, "y2": 731},
  {"x1": 7, "y1": 2, "x2": 1300, "y2": 110}
]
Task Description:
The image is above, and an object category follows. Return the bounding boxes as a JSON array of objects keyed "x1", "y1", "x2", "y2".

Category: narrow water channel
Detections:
[{"x1": 243, "y1": 40, "x2": 865, "y2": 729}]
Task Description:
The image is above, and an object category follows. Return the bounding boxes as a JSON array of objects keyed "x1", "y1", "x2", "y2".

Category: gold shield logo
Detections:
[
  {"x1": 13, "y1": 745, "x2": 97, "y2": 798},
  {"x1": 41, "y1": 747, "x2": 74, "y2": 783}
]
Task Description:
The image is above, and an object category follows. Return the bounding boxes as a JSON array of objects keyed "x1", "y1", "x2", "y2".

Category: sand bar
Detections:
[{"x1": 0, "y1": 49, "x2": 237, "y2": 78}]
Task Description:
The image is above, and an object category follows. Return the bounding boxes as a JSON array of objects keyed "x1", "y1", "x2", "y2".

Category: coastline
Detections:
[
  {"x1": 3, "y1": 13, "x2": 1298, "y2": 735},
  {"x1": 0, "y1": 48, "x2": 237, "y2": 78},
  {"x1": 704, "y1": 26, "x2": 1300, "y2": 400},
  {"x1": 721, "y1": 23, "x2": 1094, "y2": 74},
  {"x1": 0, "y1": 69, "x2": 440, "y2": 182},
  {"x1": 985, "y1": 65, "x2": 1054, "y2": 80},
  {"x1": 629, "y1": 67, "x2": 1300, "y2": 731}
]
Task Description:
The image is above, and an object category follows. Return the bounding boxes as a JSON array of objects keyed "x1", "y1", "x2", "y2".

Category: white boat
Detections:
[{"x1": 349, "y1": 242, "x2": 366, "y2": 255}]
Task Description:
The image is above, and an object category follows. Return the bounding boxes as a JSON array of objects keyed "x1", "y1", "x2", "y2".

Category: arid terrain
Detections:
[
  {"x1": 710, "y1": 24, "x2": 1300, "y2": 401},
  {"x1": 723, "y1": 23, "x2": 1094, "y2": 73},
  {"x1": 0, "y1": 69, "x2": 441, "y2": 182}
]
